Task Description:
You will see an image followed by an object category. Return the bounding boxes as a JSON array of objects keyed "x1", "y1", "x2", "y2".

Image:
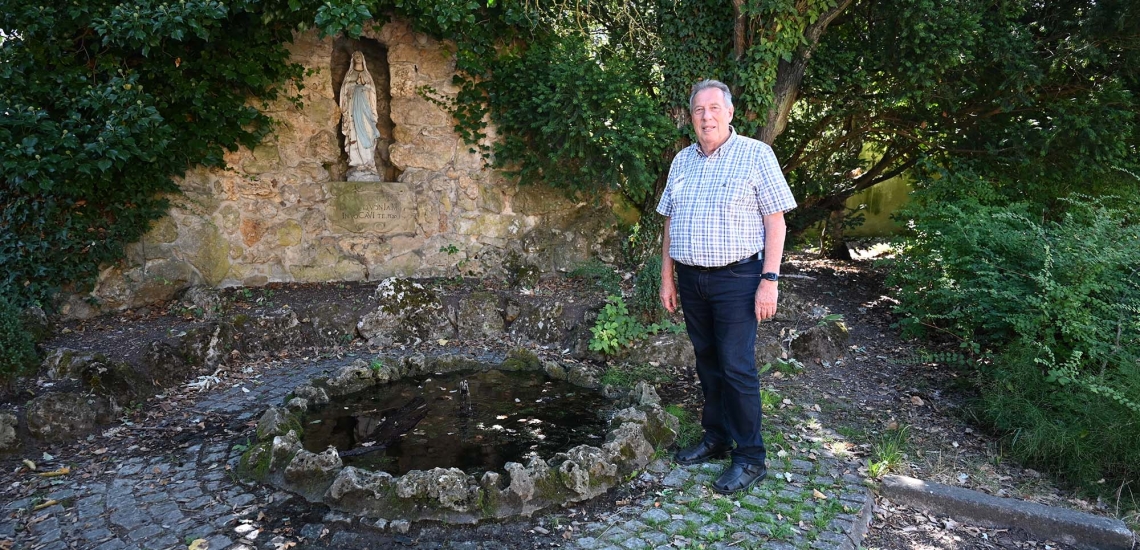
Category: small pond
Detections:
[{"x1": 301, "y1": 370, "x2": 613, "y2": 476}]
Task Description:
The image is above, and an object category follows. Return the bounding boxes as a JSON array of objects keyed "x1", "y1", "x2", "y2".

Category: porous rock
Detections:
[
  {"x1": 556, "y1": 445, "x2": 618, "y2": 499},
  {"x1": 0, "y1": 412, "x2": 18, "y2": 452},
  {"x1": 395, "y1": 467, "x2": 475, "y2": 512},
  {"x1": 791, "y1": 318, "x2": 850, "y2": 364},
  {"x1": 293, "y1": 384, "x2": 330, "y2": 406},
  {"x1": 506, "y1": 300, "x2": 574, "y2": 346},
  {"x1": 325, "y1": 360, "x2": 378, "y2": 396},
  {"x1": 271, "y1": 430, "x2": 302, "y2": 470},
  {"x1": 257, "y1": 407, "x2": 295, "y2": 440},
  {"x1": 326, "y1": 466, "x2": 396, "y2": 503},
  {"x1": 455, "y1": 291, "x2": 504, "y2": 339},
  {"x1": 284, "y1": 448, "x2": 343, "y2": 486},
  {"x1": 25, "y1": 393, "x2": 110, "y2": 441},
  {"x1": 357, "y1": 278, "x2": 452, "y2": 345},
  {"x1": 630, "y1": 381, "x2": 661, "y2": 407},
  {"x1": 182, "y1": 286, "x2": 223, "y2": 320},
  {"x1": 503, "y1": 462, "x2": 537, "y2": 502},
  {"x1": 602, "y1": 422, "x2": 655, "y2": 473},
  {"x1": 624, "y1": 331, "x2": 694, "y2": 368}
]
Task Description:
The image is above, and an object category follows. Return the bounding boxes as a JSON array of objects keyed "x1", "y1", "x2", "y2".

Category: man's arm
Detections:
[
  {"x1": 660, "y1": 217, "x2": 679, "y2": 313},
  {"x1": 755, "y1": 211, "x2": 787, "y2": 321}
]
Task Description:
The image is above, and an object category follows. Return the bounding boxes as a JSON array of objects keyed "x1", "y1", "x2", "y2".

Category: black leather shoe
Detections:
[
  {"x1": 712, "y1": 463, "x2": 767, "y2": 495},
  {"x1": 674, "y1": 440, "x2": 732, "y2": 465}
]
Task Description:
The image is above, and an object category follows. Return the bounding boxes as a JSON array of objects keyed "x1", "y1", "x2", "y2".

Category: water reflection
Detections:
[{"x1": 302, "y1": 369, "x2": 612, "y2": 476}]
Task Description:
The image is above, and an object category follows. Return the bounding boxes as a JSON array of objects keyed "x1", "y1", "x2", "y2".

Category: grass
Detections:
[
  {"x1": 600, "y1": 362, "x2": 674, "y2": 388},
  {"x1": 869, "y1": 424, "x2": 910, "y2": 478},
  {"x1": 664, "y1": 404, "x2": 703, "y2": 448},
  {"x1": 760, "y1": 389, "x2": 782, "y2": 413}
]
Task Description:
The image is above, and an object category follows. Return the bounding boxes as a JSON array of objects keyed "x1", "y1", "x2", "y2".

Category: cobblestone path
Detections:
[{"x1": 1, "y1": 354, "x2": 873, "y2": 550}]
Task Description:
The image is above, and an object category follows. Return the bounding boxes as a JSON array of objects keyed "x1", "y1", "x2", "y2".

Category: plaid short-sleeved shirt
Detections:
[{"x1": 656, "y1": 128, "x2": 797, "y2": 267}]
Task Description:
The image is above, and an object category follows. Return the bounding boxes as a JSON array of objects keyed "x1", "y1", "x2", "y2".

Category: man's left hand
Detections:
[{"x1": 755, "y1": 281, "x2": 778, "y2": 321}]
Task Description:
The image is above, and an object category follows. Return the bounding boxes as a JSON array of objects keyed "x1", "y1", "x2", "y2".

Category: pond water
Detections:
[{"x1": 301, "y1": 369, "x2": 614, "y2": 476}]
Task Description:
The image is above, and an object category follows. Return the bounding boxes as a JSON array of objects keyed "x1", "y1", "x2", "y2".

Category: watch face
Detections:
[{"x1": 761, "y1": 272, "x2": 779, "y2": 281}]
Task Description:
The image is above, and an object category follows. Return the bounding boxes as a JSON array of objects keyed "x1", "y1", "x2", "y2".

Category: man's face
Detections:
[{"x1": 691, "y1": 88, "x2": 734, "y2": 152}]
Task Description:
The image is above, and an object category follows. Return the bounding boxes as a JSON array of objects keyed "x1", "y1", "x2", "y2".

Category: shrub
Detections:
[
  {"x1": 589, "y1": 295, "x2": 673, "y2": 355},
  {"x1": 630, "y1": 255, "x2": 664, "y2": 323},
  {"x1": 890, "y1": 196, "x2": 1140, "y2": 486},
  {"x1": 0, "y1": 295, "x2": 38, "y2": 380}
]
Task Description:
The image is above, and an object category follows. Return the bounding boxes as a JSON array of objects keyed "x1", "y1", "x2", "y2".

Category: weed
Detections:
[
  {"x1": 760, "y1": 389, "x2": 781, "y2": 413},
  {"x1": 869, "y1": 424, "x2": 910, "y2": 478},
  {"x1": 664, "y1": 404, "x2": 702, "y2": 448},
  {"x1": 599, "y1": 363, "x2": 673, "y2": 388}
]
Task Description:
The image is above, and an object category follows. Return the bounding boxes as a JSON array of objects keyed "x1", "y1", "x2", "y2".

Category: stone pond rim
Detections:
[{"x1": 239, "y1": 351, "x2": 679, "y2": 524}]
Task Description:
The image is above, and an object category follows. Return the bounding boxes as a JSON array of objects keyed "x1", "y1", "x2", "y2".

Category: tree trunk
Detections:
[{"x1": 756, "y1": 0, "x2": 854, "y2": 145}]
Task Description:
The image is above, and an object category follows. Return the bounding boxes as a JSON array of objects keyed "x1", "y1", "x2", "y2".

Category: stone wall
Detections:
[{"x1": 60, "y1": 20, "x2": 627, "y2": 320}]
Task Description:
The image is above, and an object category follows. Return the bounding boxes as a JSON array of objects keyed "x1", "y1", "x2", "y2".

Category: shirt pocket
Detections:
[{"x1": 715, "y1": 178, "x2": 757, "y2": 210}]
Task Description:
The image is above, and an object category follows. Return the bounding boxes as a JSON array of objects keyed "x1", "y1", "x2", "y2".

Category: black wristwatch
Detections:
[{"x1": 760, "y1": 272, "x2": 779, "y2": 282}]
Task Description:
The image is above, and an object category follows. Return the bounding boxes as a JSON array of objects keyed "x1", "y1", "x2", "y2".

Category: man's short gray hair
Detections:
[{"x1": 689, "y1": 79, "x2": 733, "y2": 112}]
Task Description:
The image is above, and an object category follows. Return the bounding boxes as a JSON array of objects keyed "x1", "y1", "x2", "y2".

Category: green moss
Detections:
[
  {"x1": 237, "y1": 442, "x2": 274, "y2": 481},
  {"x1": 500, "y1": 348, "x2": 540, "y2": 371}
]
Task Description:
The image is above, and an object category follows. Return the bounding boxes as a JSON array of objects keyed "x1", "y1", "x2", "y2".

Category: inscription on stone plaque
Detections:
[{"x1": 327, "y1": 181, "x2": 415, "y2": 235}]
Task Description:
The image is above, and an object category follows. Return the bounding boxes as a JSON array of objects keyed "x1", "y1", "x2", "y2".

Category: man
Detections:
[{"x1": 657, "y1": 79, "x2": 797, "y2": 495}]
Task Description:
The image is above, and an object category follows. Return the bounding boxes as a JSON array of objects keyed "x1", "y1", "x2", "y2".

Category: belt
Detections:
[{"x1": 678, "y1": 252, "x2": 762, "y2": 271}]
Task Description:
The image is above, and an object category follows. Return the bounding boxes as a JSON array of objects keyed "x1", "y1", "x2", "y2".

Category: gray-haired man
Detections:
[{"x1": 657, "y1": 79, "x2": 797, "y2": 494}]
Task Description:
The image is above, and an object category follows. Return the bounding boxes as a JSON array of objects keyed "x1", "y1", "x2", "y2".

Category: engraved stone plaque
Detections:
[{"x1": 327, "y1": 181, "x2": 415, "y2": 235}]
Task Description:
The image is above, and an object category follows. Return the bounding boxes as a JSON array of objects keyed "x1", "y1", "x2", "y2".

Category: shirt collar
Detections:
[{"x1": 696, "y1": 126, "x2": 738, "y2": 158}]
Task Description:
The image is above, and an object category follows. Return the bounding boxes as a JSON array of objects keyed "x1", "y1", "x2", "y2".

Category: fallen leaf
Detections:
[
  {"x1": 910, "y1": 395, "x2": 925, "y2": 406},
  {"x1": 21, "y1": 459, "x2": 35, "y2": 471},
  {"x1": 38, "y1": 466, "x2": 70, "y2": 478},
  {"x1": 93, "y1": 448, "x2": 108, "y2": 455},
  {"x1": 812, "y1": 489, "x2": 828, "y2": 500},
  {"x1": 188, "y1": 539, "x2": 209, "y2": 550},
  {"x1": 32, "y1": 500, "x2": 58, "y2": 511}
]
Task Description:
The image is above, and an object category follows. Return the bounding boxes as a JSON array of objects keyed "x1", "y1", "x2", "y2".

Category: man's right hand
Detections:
[{"x1": 660, "y1": 278, "x2": 679, "y2": 313}]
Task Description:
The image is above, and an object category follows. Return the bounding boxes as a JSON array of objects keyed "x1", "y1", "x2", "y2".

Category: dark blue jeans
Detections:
[{"x1": 676, "y1": 258, "x2": 767, "y2": 466}]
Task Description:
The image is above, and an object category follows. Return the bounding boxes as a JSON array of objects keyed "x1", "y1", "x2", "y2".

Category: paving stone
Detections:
[
  {"x1": 93, "y1": 539, "x2": 128, "y2": 550},
  {"x1": 230, "y1": 493, "x2": 257, "y2": 507},
  {"x1": 745, "y1": 521, "x2": 772, "y2": 537},
  {"x1": 572, "y1": 536, "x2": 599, "y2": 549},
  {"x1": 128, "y1": 523, "x2": 164, "y2": 542},
  {"x1": 31, "y1": 516, "x2": 61, "y2": 542},
  {"x1": 299, "y1": 523, "x2": 327, "y2": 540},
  {"x1": 117, "y1": 462, "x2": 145, "y2": 476},
  {"x1": 661, "y1": 469, "x2": 690, "y2": 488},
  {"x1": 641, "y1": 531, "x2": 670, "y2": 546},
  {"x1": 640, "y1": 508, "x2": 670, "y2": 525},
  {"x1": 205, "y1": 534, "x2": 233, "y2": 549},
  {"x1": 185, "y1": 495, "x2": 215, "y2": 510},
  {"x1": 602, "y1": 527, "x2": 630, "y2": 544},
  {"x1": 80, "y1": 527, "x2": 115, "y2": 542},
  {"x1": 762, "y1": 542, "x2": 797, "y2": 550},
  {"x1": 696, "y1": 524, "x2": 725, "y2": 539},
  {"x1": 621, "y1": 519, "x2": 646, "y2": 533},
  {"x1": 44, "y1": 488, "x2": 76, "y2": 501},
  {"x1": 620, "y1": 537, "x2": 650, "y2": 550},
  {"x1": 109, "y1": 508, "x2": 150, "y2": 530}
]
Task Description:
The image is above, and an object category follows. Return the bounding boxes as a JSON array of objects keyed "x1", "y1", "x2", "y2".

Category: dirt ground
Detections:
[{"x1": 1, "y1": 253, "x2": 1134, "y2": 549}]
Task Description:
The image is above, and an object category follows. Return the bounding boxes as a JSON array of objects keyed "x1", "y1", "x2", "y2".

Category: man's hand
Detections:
[
  {"x1": 660, "y1": 277, "x2": 679, "y2": 313},
  {"x1": 755, "y1": 280, "x2": 778, "y2": 320}
]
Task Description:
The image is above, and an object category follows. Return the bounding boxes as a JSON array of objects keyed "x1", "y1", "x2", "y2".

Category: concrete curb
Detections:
[
  {"x1": 881, "y1": 475, "x2": 1136, "y2": 550},
  {"x1": 846, "y1": 490, "x2": 876, "y2": 549}
]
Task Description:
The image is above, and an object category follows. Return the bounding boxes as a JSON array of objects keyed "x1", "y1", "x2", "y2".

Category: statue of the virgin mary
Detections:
[{"x1": 340, "y1": 51, "x2": 382, "y2": 181}]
